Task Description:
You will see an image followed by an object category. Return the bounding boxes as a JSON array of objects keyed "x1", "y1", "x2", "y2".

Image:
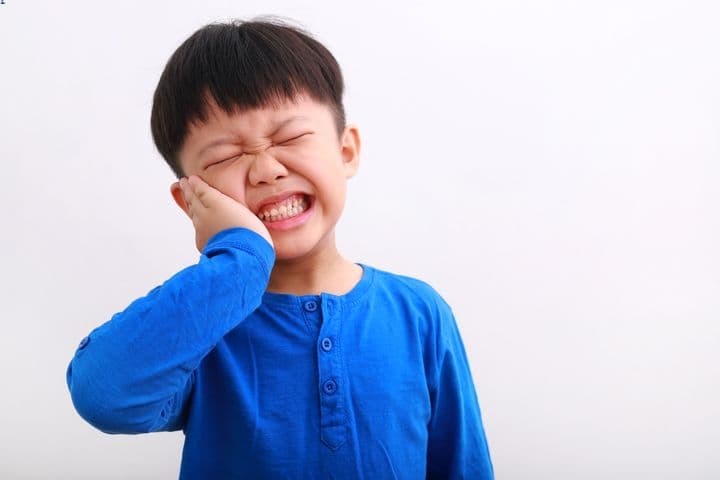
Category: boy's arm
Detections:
[
  {"x1": 66, "y1": 227, "x2": 274, "y2": 434},
  {"x1": 426, "y1": 297, "x2": 494, "y2": 479}
]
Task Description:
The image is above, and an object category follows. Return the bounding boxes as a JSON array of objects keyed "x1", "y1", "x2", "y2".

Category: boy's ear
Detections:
[
  {"x1": 170, "y1": 181, "x2": 191, "y2": 218},
  {"x1": 340, "y1": 124, "x2": 361, "y2": 179}
]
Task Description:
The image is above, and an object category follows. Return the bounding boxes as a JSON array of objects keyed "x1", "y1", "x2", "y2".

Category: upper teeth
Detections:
[{"x1": 257, "y1": 195, "x2": 308, "y2": 221}]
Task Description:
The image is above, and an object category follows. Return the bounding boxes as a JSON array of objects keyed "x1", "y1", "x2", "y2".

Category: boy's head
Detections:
[
  {"x1": 152, "y1": 18, "x2": 360, "y2": 260},
  {"x1": 151, "y1": 17, "x2": 348, "y2": 178}
]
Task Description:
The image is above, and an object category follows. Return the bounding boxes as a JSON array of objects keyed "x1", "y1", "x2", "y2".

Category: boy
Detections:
[{"x1": 66, "y1": 18, "x2": 493, "y2": 479}]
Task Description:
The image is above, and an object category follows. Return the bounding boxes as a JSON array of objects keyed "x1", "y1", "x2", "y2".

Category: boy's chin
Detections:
[
  {"x1": 272, "y1": 244, "x2": 315, "y2": 262},
  {"x1": 270, "y1": 231, "x2": 333, "y2": 263}
]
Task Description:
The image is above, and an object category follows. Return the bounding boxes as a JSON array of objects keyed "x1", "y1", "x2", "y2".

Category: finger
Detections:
[
  {"x1": 187, "y1": 175, "x2": 217, "y2": 209},
  {"x1": 181, "y1": 179, "x2": 203, "y2": 222},
  {"x1": 179, "y1": 177, "x2": 194, "y2": 210}
]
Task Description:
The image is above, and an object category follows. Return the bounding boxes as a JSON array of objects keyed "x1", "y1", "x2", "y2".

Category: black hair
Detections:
[{"x1": 150, "y1": 17, "x2": 346, "y2": 179}]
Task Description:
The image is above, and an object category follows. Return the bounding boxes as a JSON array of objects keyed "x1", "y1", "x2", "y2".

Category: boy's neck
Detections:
[{"x1": 266, "y1": 235, "x2": 362, "y2": 297}]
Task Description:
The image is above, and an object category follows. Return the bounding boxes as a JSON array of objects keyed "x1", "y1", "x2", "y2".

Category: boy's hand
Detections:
[{"x1": 179, "y1": 175, "x2": 273, "y2": 253}]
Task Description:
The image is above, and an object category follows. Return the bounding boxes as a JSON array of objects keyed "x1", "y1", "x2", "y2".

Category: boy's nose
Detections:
[{"x1": 247, "y1": 152, "x2": 288, "y2": 186}]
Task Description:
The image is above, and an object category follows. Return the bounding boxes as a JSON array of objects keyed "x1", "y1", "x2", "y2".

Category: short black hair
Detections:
[{"x1": 150, "y1": 17, "x2": 346, "y2": 179}]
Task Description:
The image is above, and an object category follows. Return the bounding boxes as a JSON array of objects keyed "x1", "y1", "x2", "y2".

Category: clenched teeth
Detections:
[{"x1": 257, "y1": 195, "x2": 309, "y2": 222}]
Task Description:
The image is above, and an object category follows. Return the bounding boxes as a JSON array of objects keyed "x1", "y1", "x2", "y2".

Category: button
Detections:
[
  {"x1": 304, "y1": 301, "x2": 318, "y2": 312},
  {"x1": 323, "y1": 379, "x2": 337, "y2": 395},
  {"x1": 320, "y1": 337, "x2": 333, "y2": 352},
  {"x1": 78, "y1": 336, "x2": 90, "y2": 350}
]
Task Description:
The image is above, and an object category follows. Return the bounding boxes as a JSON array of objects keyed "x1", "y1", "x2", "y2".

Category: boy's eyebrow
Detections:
[{"x1": 196, "y1": 115, "x2": 309, "y2": 157}]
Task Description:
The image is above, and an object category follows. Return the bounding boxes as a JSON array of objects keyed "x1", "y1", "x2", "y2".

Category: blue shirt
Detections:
[{"x1": 66, "y1": 227, "x2": 493, "y2": 479}]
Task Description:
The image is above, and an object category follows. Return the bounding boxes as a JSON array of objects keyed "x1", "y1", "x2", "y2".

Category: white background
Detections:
[{"x1": 1, "y1": 0, "x2": 719, "y2": 478}]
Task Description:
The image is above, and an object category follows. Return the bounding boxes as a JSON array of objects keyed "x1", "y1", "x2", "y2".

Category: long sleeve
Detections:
[
  {"x1": 66, "y1": 227, "x2": 275, "y2": 435},
  {"x1": 426, "y1": 297, "x2": 494, "y2": 479}
]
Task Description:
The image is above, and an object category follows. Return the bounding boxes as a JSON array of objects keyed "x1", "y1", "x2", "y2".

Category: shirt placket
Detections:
[{"x1": 310, "y1": 295, "x2": 348, "y2": 451}]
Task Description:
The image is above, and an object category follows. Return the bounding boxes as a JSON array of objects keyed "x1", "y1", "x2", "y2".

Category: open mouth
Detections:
[{"x1": 256, "y1": 193, "x2": 313, "y2": 223}]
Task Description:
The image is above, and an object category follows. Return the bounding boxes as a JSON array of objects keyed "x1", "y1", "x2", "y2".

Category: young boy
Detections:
[{"x1": 66, "y1": 18, "x2": 494, "y2": 479}]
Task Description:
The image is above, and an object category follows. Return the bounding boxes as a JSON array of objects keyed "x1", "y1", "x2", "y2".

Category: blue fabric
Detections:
[{"x1": 66, "y1": 227, "x2": 493, "y2": 479}]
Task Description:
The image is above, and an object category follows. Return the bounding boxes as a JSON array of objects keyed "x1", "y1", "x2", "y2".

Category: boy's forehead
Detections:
[
  {"x1": 199, "y1": 92, "x2": 316, "y2": 123},
  {"x1": 189, "y1": 93, "x2": 329, "y2": 136}
]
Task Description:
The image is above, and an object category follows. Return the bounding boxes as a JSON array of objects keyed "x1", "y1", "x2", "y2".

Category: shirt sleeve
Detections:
[
  {"x1": 426, "y1": 296, "x2": 494, "y2": 479},
  {"x1": 65, "y1": 227, "x2": 275, "y2": 435}
]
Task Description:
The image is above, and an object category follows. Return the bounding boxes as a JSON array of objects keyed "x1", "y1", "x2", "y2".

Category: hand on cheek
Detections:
[{"x1": 179, "y1": 175, "x2": 274, "y2": 253}]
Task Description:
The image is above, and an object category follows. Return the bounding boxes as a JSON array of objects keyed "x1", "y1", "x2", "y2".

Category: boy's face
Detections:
[{"x1": 172, "y1": 93, "x2": 360, "y2": 261}]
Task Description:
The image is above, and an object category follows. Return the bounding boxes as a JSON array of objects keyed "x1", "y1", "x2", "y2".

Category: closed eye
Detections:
[
  {"x1": 206, "y1": 155, "x2": 240, "y2": 169},
  {"x1": 204, "y1": 133, "x2": 311, "y2": 169},
  {"x1": 277, "y1": 132, "x2": 311, "y2": 145}
]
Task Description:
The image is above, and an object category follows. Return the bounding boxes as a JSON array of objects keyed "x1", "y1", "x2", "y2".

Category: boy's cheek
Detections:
[{"x1": 206, "y1": 173, "x2": 249, "y2": 205}]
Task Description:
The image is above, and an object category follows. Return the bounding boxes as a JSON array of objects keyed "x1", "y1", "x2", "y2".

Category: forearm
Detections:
[{"x1": 66, "y1": 227, "x2": 274, "y2": 434}]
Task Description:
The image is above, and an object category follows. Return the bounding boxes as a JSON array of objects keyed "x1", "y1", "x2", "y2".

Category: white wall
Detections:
[{"x1": 1, "y1": 0, "x2": 718, "y2": 478}]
